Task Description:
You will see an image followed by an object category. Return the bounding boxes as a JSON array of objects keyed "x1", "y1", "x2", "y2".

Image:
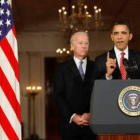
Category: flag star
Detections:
[
  {"x1": 6, "y1": 0, "x2": 11, "y2": 5},
  {"x1": 5, "y1": 19, "x2": 11, "y2": 26},
  {"x1": 0, "y1": 20, "x2": 3, "y2": 26},
  {"x1": 0, "y1": 0, "x2": 5, "y2": 5},
  {"x1": 6, "y1": 9, "x2": 10, "y2": 16},
  {"x1": 0, "y1": 8, "x2": 4, "y2": 15}
]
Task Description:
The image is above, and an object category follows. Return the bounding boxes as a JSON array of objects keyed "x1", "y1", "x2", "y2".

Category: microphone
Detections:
[
  {"x1": 123, "y1": 58, "x2": 129, "y2": 71},
  {"x1": 122, "y1": 58, "x2": 138, "y2": 79},
  {"x1": 123, "y1": 58, "x2": 131, "y2": 79},
  {"x1": 131, "y1": 58, "x2": 138, "y2": 70}
]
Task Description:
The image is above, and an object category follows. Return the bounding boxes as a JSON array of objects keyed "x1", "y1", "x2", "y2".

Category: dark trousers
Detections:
[{"x1": 62, "y1": 135, "x2": 97, "y2": 140}]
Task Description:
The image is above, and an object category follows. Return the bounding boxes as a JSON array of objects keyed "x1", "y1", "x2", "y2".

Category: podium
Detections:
[{"x1": 90, "y1": 80, "x2": 140, "y2": 140}]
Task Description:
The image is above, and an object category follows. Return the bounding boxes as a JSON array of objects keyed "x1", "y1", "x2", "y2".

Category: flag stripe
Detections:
[
  {"x1": 0, "y1": 125, "x2": 9, "y2": 140},
  {"x1": 0, "y1": 37, "x2": 19, "y2": 81},
  {"x1": 0, "y1": 107, "x2": 19, "y2": 140},
  {"x1": 0, "y1": 47, "x2": 20, "y2": 102},
  {"x1": 0, "y1": 67, "x2": 21, "y2": 122},
  {"x1": 7, "y1": 27, "x2": 18, "y2": 60},
  {"x1": 0, "y1": 87, "x2": 21, "y2": 138},
  {"x1": 12, "y1": 26, "x2": 17, "y2": 38}
]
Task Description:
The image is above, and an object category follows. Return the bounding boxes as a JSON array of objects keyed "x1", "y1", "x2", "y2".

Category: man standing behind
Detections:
[
  {"x1": 93, "y1": 21, "x2": 140, "y2": 80},
  {"x1": 54, "y1": 32, "x2": 96, "y2": 140}
]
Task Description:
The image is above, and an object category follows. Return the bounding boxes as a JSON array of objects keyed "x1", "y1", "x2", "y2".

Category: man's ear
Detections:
[
  {"x1": 70, "y1": 44, "x2": 74, "y2": 51},
  {"x1": 129, "y1": 33, "x2": 133, "y2": 41},
  {"x1": 110, "y1": 34, "x2": 114, "y2": 41}
]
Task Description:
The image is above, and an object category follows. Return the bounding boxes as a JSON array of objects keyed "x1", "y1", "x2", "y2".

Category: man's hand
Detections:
[
  {"x1": 81, "y1": 113, "x2": 90, "y2": 126},
  {"x1": 72, "y1": 113, "x2": 90, "y2": 126},
  {"x1": 72, "y1": 114, "x2": 84, "y2": 126},
  {"x1": 106, "y1": 52, "x2": 116, "y2": 78}
]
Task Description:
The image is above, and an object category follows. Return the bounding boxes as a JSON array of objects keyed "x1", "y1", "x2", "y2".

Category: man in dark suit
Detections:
[
  {"x1": 93, "y1": 21, "x2": 140, "y2": 80},
  {"x1": 54, "y1": 32, "x2": 96, "y2": 140}
]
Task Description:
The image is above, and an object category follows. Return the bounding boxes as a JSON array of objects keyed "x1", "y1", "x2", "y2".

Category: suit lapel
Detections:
[
  {"x1": 109, "y1": 48, "x2": 121, "y2": 79},
  {"x1": 84, "y1": 59, "x2": 91, "y2": 82},
  {"x1": 109, "y1": 48, "x2": 119, "y2": 68},
  {"x1": 68, "y1": 58, "x2": 83, "y2": 80},
  {"x1": 128, "y1": 49, "x2": 135, "y2": 62}
]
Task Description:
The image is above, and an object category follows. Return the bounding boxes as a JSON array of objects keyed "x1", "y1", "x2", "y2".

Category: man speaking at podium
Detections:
[{"x1": 93, "y1": 21, "x2": 140, "y2": 80}]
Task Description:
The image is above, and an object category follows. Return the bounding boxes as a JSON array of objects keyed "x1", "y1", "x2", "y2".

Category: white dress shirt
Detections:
[{"x1": 74, "y1": 56, "x2": 87, "y2": 74}]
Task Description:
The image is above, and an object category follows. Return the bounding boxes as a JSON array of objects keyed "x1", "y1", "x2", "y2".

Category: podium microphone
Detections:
[
  {"x1": 123, "y1": 58, "x2": 130, "y2": 79},
  {"x1": 131, "y1": 58, "x2": 138, "y2": 70},
  {"x1": 123, "y1": 58, "x2": 129, "y2": 70}
]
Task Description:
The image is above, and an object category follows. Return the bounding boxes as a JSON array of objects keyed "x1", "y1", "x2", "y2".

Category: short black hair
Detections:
[{"x1": 111, "y1": 21, "x2": 132, "y2": 33}]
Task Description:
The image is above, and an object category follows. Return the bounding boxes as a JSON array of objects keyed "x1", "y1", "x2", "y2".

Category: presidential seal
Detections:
[{"x1": 118, "y1": 86, "x2": 140, "y2": 116}]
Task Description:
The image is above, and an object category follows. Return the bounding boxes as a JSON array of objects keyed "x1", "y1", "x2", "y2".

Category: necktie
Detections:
[
  {"x1": 79, "y1": 61, "x2": 85, "y2": 80},
  {"x1": 120, "y1": 52, "x2": 127, "y2": 79}
]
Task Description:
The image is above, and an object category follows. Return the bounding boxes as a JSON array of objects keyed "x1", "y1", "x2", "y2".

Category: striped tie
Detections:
[
  {"x1": 120, "y1": 52, "x2": 127, "y2": 79},
  {"x1": 79, "y1": 61, "x2": 85, "y2": 80}
]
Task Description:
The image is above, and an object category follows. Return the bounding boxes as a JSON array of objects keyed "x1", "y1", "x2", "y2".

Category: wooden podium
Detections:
[
  {"x1": 90, "y1": 80, "x2": 140, "y2": 140},
  {"x1": 98, "y1": 135, "x2": 140, "y2": 140}
]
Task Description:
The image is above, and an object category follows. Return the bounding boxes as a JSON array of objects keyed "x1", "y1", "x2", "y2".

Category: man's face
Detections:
[
  {"x1": 71, "y1": 34, "x2": 89, "y2": 59},
  {"x1": 111, "y1": 25, "x2": 133, "y2": 51}
]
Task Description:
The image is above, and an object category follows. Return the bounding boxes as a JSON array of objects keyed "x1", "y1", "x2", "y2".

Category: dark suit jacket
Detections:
[
  {"x1": 54, "y1": 58, "x2": 94, "y2": 137},
  {"x1": 93, "y1": 48, "x2": 140, "y2": 80}
]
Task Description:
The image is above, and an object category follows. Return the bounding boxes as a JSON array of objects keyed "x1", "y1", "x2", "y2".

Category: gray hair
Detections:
[{"x1": 70, "y1": 31, "x2": 89, "y2": 44}]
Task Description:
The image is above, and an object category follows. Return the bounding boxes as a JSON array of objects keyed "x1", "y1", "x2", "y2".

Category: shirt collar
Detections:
[
  {"x1": 114, "y1": 46, "x2": 128, "y2": 58},
  {"x1": 73, "y1": 56, "x2": 87, "y2": 65}
]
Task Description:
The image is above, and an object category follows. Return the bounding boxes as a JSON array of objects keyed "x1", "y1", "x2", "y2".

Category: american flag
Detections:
[{"x1": 0, "y1": 0, "x2": 21, "y2": 140}]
